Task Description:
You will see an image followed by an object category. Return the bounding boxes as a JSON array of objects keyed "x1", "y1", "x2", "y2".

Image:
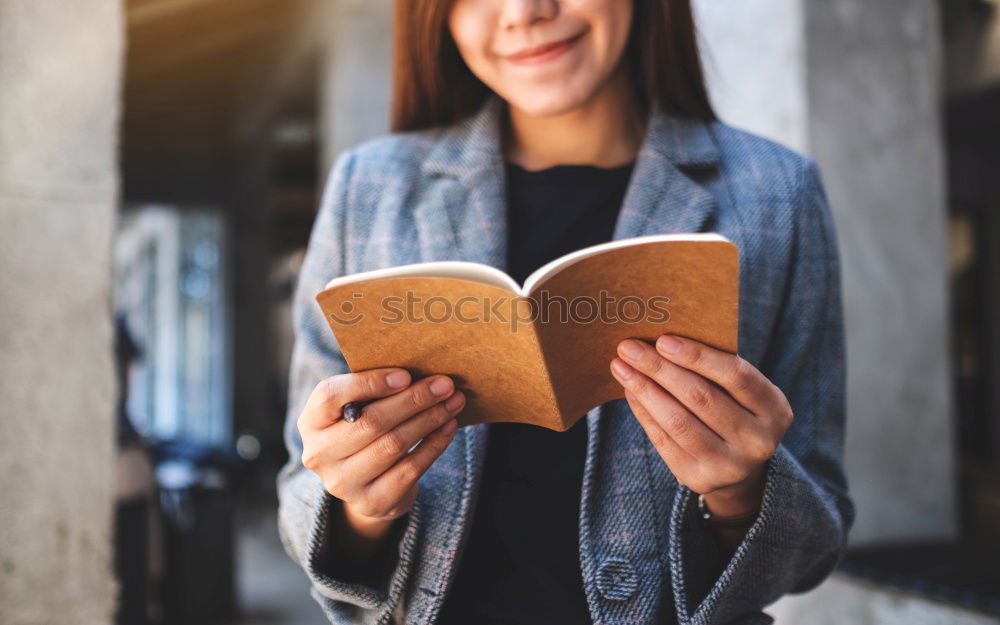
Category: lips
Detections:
[{"x1": 506, "y1": 31, "x2": 585, "y2": 65}]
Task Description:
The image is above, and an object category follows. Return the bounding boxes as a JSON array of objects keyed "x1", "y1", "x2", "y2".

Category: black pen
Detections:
[{"x1": 341, "y1": 400, "x2": 369, "y2": 423}]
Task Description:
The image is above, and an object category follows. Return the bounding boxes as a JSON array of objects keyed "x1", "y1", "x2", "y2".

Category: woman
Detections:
[{"x1": 278, "y1": 1, "x2": 854, "y2": 623}]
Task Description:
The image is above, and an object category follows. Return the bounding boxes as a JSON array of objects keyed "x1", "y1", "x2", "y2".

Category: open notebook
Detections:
[{"x1": 316, "y1": 233, "x2": 739, "y2": 431}]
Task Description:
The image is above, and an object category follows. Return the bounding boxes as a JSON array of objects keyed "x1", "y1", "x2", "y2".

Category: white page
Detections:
[
  {"x1": 323, "y1": 233, "x2": 731, "y2": 296},
  {"x1": 521, "y1": 232, "x2": 731, "y2": 294},
  {"x1": 324, "y1": 260, "x2": 520, "y2": 292}
]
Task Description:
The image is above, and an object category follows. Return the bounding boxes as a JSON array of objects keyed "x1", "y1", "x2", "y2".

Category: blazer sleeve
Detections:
[
  {"x1": 275, "y1": 149, "x2": 423, "y2": 625},
  {"x1": 666, "y1": 157, "x2": 856, "y2": 625}
]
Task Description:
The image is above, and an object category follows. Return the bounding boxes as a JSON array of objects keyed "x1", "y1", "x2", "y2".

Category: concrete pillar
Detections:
[
  {"x1": 806, "y1": 0, "x2": 954, "y2": 545},
  {"x1": 695, "y1": 0, "x2": 809, "y2": 154},
  {"x1": 0, "y1": 1, "x2": 124, "y2": 623},
  {"x1": 318, "y1": 0, "x2": 394, "y2": 176},
  {"x1": 695, "y1": 0, "x2": 956, "y2": 547}
]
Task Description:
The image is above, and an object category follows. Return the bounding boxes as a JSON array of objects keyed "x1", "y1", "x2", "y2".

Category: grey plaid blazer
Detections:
[{"x1": 277, "y1": 94, "x2": 854, "y2": 625}]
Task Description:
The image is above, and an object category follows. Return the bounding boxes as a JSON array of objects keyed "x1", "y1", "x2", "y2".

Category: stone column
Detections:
[
  {"x1": 806, "y1": 0, "x2": 954, "y2": 545},
  {"x1": 695, "y1": 0, "x2": 956, "y2": 547},
  {"x1": 318, "y1": 0, "x2": 394, "y2": 176},
  {"x1": 0, "y1": 2, "x2": 124, "y2": 623}
]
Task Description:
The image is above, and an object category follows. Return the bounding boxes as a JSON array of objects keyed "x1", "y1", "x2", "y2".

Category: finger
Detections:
[
  {"x1": 343, "y1": 391, "x2": 466, "y2": 481},
  {"x1": 653, "y1": 335, "x2": 776, "y2": 415},
  {"x1": 624, "y1": 390, "x2": 696, "y2": 472},
  {"x1": 610, "y1": 357, "x2": 725, "y2": 457},
  {"x1": 334, "y1": 374, "x2": 456, "y2": 454},
  {"x1": 364, "y1": 418, "x2": 459, "y2": 512},
  {"x1": 628, "y1": 390, "x2": 756, "y2": 495},
  {"x1": 300, "y1": 368, "x2": 412, "y2": 431},
  {"x1": 617, "y1": 338, "x2": 753, "y2": 441}
]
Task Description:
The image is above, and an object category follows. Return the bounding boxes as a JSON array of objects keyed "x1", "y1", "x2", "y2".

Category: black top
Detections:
[{"x1": 435, "y1": 160, "x2": 635, "y2": 625}]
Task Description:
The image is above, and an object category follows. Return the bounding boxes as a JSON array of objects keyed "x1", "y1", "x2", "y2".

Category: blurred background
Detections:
[{"x1": 0, "y1": 0, "x2": 998, "y2": 624}]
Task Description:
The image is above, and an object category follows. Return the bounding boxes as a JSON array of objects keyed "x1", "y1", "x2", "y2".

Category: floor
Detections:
[{"x1": 226, "y1": 494, "x2": 327, "y2": 625}]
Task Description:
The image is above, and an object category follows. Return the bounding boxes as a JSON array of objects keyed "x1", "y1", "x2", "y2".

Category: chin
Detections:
[{"x1": 499, "y1": 79, "x2": 600, "y2": 118}]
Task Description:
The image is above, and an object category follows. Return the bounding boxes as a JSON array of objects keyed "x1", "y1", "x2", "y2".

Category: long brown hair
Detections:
[{"x1": 391, "y1": 0, "x2": 715, "y2": 132}]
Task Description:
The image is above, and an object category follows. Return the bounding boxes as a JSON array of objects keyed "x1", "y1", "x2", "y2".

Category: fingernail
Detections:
[
  {"x1": 445, "y1": 392, "x2": 464, "y2": 411},
  {"x1": 657, "y1": 335, "x2": 682, "y2": 354},
  {"x1": 611, "y1": 359, "x2": 633, "y2": 380},
  {"x1": 430, "y1": 376, "x2": 453, "y2": 396},
  {"x1": 443, "y1": 419, "x2": 458, "y2": 434},
  {"x1": 619, "y1": 340, "x2": 644, "y2": 360},
  {"x1": 386, "y1": 371, "x2": 409, "y2": 388}
]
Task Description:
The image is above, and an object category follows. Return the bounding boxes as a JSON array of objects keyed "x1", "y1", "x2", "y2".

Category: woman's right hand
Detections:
[{"x1": 298, "y1": 368, "x2": 465, "y2": 547}]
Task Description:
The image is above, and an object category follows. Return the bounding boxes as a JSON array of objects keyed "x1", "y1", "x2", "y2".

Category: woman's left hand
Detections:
[{"x1": 610, "y1": 334, "x2": 794, "y2": 519}]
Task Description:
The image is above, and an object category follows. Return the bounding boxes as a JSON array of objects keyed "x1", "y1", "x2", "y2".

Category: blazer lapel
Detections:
[
  {"x1": 417, "y1": 96, "x2": 508, "y2": 270},
  {"x1": 410, "y1": 99, "x2": 508, "y2": 616},
  {"x1": 613, "y1": 102, "x2": 721, "y2": 240},
  {"x1": 416, "y1": 95, "x2": 722, "y2": 263}
]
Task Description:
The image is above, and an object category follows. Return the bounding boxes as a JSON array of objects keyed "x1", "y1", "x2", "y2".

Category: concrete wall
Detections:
[
  {"x1": 318, "y1": 0, "x2": 394, "y2": 176},
  {"x1": 694, "y1": 0, "x2": 809, "y2": 155},
  {"x1": 695, "y1": 0, "x2": 956, "y2": 547},
  {"x1": 806, "y1": 0, "x2": 954, "y2": 546},
  {"x1": 0, "y1": 1, "x2": 124, "y2": 623}
]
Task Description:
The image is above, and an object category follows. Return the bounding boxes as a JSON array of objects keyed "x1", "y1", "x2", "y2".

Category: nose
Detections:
[{"x1": 499, "y1": 0, "x2": 558, "y2": 29}]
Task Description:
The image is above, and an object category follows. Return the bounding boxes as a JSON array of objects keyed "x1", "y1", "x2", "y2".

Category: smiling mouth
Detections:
[{"x1": 506, "y1": 32, "x2": 585, "y2": 66}]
